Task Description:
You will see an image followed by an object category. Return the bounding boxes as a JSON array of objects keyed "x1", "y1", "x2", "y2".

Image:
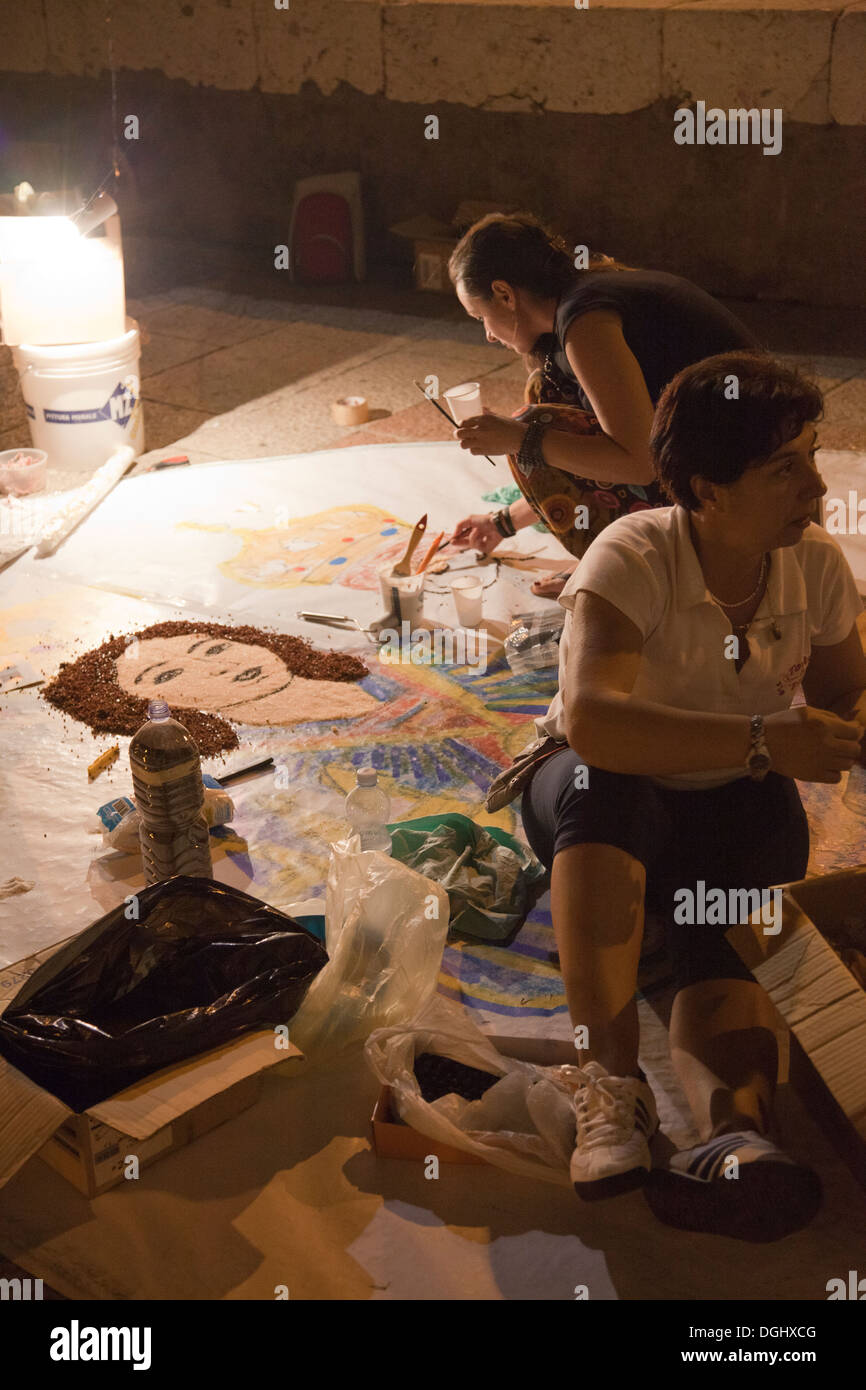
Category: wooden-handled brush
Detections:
[{"x1": 391, "y1": 514, "x2": 428, "y2": 576}]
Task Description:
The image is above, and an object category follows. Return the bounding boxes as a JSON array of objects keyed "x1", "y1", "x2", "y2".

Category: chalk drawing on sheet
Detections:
[
  {"x1": 237, "y1": 651, "x2": 567, "y2": 1018},
  {"x1": 439, "y1": 904, "x2": 567, "y2": 1019},
  {"x1": 239, "y1": 655, "x2": 531, "y2": 889},
  {"x1": 177, "y1": 505, "x2": 416, "y2": 590}
]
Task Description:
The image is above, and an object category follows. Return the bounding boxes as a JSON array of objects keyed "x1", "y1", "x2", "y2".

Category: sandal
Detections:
[{"x1": 530, "y1": 568, "x2": 574, "y2": 600}]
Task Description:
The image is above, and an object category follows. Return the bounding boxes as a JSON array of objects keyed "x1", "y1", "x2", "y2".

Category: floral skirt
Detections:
[{"x1": 508, "y1": 376, "x2": 667, "y2": 561}]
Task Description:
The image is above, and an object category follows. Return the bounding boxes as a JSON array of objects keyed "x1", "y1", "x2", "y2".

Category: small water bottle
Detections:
[
  {"x1": 345, "y1": 769, "x2": 392, "y2": 853},
  {"x1": 843, "y1": 762, "x2": 866, "y2": 818}
]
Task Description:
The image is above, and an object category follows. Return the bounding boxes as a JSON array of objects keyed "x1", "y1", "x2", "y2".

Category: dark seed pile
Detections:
[
  {"x1": 41, "y1": 619, "x2": 369, "y2": 757},
  {"x1": 413, "y1": 1052, "x2": 500, "y2": 1104}
]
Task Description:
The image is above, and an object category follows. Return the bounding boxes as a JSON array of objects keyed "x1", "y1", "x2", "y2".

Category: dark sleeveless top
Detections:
[{"x1": 546, "y1": 268, "x2": 760, "y2": 411}]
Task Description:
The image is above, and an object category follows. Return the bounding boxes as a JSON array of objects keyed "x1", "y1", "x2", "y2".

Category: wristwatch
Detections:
[{"x1": 746, "y1": 714, "x2": 772, "y2": 781}]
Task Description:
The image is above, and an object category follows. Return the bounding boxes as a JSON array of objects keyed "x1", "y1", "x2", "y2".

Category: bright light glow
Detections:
[{"x1": 0, "y1": 217, "x2": 126, "y2": 346}]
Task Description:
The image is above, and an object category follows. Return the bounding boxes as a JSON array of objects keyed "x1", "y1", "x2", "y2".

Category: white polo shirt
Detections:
[{"x1": 534, "y1": 504, "x2": 864, "y2": 789}]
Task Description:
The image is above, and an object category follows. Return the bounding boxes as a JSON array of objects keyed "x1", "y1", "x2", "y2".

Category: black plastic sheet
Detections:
[{"x1": 0, "y1": 876, "x2": 327, "y2": 1112}]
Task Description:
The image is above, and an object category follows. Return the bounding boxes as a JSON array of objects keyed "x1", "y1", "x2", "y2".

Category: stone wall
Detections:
[
  {"x1": 0, "y1": 0, "x2": 864, "y2": 306},
  {"x1": 0, "y1": 348, "x2": 30, "y2": 452}
]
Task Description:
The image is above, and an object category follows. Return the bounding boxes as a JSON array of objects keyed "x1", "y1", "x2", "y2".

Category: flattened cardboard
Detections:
[
  {"x1": 0, "y1": 1055, "x2": 70, "y2": 1190},
  {"x1": 727, "y1": 867, "x2": 866, "y2": 1167},
  {"x1": 0, "y1": 933, "x2": 304, "y2": 1194},
  {"x1": 88, "y1": 1029, "x2": 293, "y2": 1139}
]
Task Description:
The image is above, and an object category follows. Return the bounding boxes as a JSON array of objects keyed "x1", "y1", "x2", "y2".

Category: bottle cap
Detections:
[
  {"x1": 147, "y1": 698, "x2": 171, "y2": 721},
  {"x1": 356, "y1": 768, "x2": 377, "y2": 787}
]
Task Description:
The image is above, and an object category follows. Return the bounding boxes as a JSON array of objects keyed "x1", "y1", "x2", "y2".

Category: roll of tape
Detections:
[{"x1": 331, "y1": 395, "x2": 369, "y2": 426}]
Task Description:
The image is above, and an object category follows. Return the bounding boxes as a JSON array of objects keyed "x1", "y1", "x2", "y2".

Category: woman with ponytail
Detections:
[{"x1": 447, "y1": 213, "x2": 757, "y2": 596}]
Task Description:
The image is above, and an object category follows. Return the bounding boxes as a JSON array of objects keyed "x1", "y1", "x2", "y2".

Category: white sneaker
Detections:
[{"x1": 559, "y1": 1061, "x2": 659, "y2": 1200}]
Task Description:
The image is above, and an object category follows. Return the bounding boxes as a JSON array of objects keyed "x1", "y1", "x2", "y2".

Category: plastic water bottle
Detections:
[
  {"x1": 129, "y1": 698, "x2": 213, "y2": 886},
  {"x1": 345, "y1": 769, "x2": 392, "y2": 853}
]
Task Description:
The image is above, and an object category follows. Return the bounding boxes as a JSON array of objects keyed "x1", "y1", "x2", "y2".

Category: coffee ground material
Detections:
[{"x1": 41, "y1": 619, "x2": 368, "y2": 757}]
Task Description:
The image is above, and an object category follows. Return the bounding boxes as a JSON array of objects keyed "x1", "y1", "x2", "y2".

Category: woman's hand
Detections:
[
  {"x1": 454, "y1": 413, "x2": 526, "y2": 457},
  {"x1": 764, "y1": 706, "x2": 863, "y2": 783},
  {"x1": 448, "y1": 513, "x2": 502, "y2": 553}
]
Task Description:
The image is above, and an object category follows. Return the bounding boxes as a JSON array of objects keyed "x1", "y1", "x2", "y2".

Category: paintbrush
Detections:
[
  {"x1": 412, "y1": 380, "x2": 497, "y2": 467},
  {"x1": 415, "y1": 530, "x2": 445, "y2": 574},
  {"x1": 391, "y1": 513, "x2": 427, "y2": 576}
]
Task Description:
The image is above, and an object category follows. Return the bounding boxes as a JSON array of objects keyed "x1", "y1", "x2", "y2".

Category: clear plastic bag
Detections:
[
  {"x1": 503, "y1": 610, "x2": 565, "y2": 675},
  {"x1": 288, "y1": 838, "x2": 450, "y2": 1061},
  {"x1": 365, "y1": 994, "x2": 576, "y2": 1186}
]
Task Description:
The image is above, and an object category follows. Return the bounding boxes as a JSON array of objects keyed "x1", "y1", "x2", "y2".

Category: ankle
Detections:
[
  {"x1": 705, "y1": 1111, "x2": 767, "y2": 1142},
  {"x1": 578, "y1": 1053, "x2": 644, "y2": 1083}
]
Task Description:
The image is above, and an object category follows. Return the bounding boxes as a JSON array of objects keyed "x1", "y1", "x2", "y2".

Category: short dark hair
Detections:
[
  {"x1": 650, "y1": 352, "x2": 823, "y2": 511},
  {"x1": 448, "y1": 212, "x2": 629, "y2": 302}
]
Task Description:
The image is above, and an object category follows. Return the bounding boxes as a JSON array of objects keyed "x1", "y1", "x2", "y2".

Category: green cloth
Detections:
[
  {"x1": 387, "y1": 812, "x2": 547, "y2": 942},
  {"x1": 481, "y1": 485, "x2": 550, "y2": 533}
]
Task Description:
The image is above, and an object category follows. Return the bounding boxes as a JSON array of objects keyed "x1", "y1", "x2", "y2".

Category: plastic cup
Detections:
[
  {"x1": 0, "y1": 448, "x2": 48, "y2": 496},
  {"x1": 378, "y1": 564, "x2": 425, "y2": 625},
  {"x1": 451, "y1": 574, "x2": 483, "y2": 628},
  {"x1": 444, "y1": 382, "x2": 481, "y2": 424}
]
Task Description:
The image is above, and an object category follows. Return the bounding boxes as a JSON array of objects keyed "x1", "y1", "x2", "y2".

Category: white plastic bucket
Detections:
[{"x1": 12, "y1": 318, "x2": 144, "y2": 476}]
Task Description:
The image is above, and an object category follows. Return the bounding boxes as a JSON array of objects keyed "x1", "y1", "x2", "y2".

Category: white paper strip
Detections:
[{"x1": 34, "y1": 445, "x2": 135, "y2": 557}]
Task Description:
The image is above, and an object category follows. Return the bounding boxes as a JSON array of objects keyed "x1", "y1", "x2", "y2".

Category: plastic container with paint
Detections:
[
  {"x1": 0, "y1": 448, "x2": 48, "y2": 497},
  {"x1": 378, "y1": 564, "x2": 425, "y2": 625}
]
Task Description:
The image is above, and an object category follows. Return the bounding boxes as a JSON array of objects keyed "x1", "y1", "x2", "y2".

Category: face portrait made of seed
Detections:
[
  {"x1": 116, "y1": 632, "x2": 378, "y2": 725},
  {"x1": 40, "y1": 620, "x2": 375, "y2": 754}
]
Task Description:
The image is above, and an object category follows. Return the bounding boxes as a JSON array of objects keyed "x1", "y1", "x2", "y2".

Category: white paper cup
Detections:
[
  {"x1": 451, "y1": 574, "x2": 483, "y2": 628},
  {"x1": 378, "y1": 564, "x2": 425, "y2": 625},
  {"x1": 444, "y1": 382, "x2": 481, "y2": 424},
  {"x1": 0, "y1": 448, "x2": 48, "y2": 496}
]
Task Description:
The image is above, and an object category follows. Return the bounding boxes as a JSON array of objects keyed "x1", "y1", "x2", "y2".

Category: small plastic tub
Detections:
[{"x1": 0, "y1": 448, "x2": 48, "y2": 496}]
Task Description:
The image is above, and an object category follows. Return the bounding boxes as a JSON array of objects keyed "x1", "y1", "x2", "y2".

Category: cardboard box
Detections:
[
  {"x1": 371, "y1": 1034, "x2": 576, "y2": 1165},
  {"x1": 726, "y1": 866, "x2": 866, "y2": 1190},
  {"x1": 389, "y1": 203, "x2": 519, "y2": 293},
  {"x1": 389, "y1": 216, "x2": 456, "y2": 294},
  {"x1": 0, "y1": 935, "x2": 304, "y2": 1197}
]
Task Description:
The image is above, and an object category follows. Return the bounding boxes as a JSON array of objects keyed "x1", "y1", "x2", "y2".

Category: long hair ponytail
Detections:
[{"x1": 448, "y1": 212, "x2": 628, "y2": 301}]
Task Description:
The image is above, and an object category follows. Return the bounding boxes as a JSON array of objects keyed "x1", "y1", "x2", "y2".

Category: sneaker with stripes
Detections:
[
  {"x1": 644, "y1": 1129, "x2": 822, "y2": 1242},
  {"x1": 559, "y1": 1061, "x2": 659, "y2": 1200}
]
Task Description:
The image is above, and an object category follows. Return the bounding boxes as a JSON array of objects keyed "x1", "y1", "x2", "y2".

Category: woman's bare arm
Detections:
[
  {"x1": 537, "y1": 311, "x2": 656, "y2": 486},
  {"x1": 563, "y1": 591, "x2": 753, "y2": 775},
  {"x1": 802, "y1": 624, "x2": 866, "y2": 761},
  {"x1": 564, "y1": 591, "x2": 863, "y2": 782}
]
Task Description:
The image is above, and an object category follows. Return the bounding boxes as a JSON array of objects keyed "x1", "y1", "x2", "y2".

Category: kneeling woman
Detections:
[
  {"x1": 447, "y1": 213, "x2": 758, "y2": 597},
  {"x1": 518, "y1": 352, "x2": 865, "y2": 1239}
]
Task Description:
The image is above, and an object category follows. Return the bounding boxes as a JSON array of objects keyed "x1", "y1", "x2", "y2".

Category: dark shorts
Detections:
[{"x1": 520, "y1": 748, "x2": 810, "y2": 992}]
